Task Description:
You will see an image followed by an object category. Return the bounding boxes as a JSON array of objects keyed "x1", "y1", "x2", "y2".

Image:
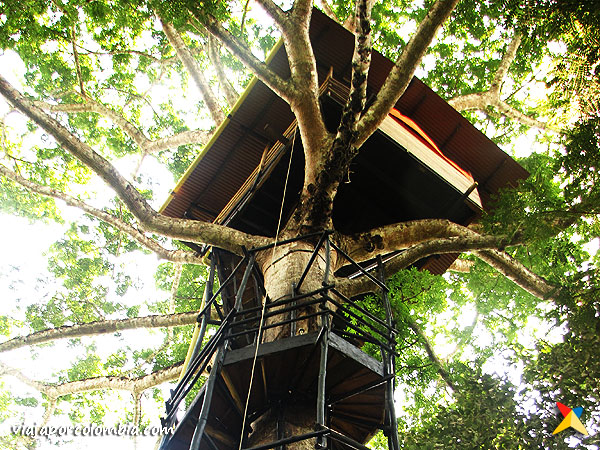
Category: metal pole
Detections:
[
  {"x1": 190, "y1": 255, "x2": 217, "y2": 363},
  {"x1": 316, "y1": 326, "x2": 329, "y2": 449},
  {"x1": 234, "y1": 255, "x2": 255, "y2": 310},
  {"x1": 189, "y1": 344, "x2": 226, "y2": 450},
  {"x1": 323, "y1": 235, "x2": 330, "y2": 286},
  {"x1": 294, "y1": 232, "x2": 327, "y2": 294},
  {"x1": 376, "y1": 256, "x2": 400, "y2": 450}
]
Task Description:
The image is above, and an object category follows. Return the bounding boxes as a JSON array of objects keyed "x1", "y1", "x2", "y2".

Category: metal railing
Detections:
[{"x1": 160, "y1": 231, "x2": 400, "y2": 450}]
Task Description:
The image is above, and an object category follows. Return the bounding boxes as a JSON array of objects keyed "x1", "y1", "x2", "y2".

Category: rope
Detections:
[{"x1": 238, "y1": 128, "x2": 297, "y2": 449}]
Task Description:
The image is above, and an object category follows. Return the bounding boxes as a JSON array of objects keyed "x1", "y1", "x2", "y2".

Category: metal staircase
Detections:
[{"x1": 160, "y1": 232, "x2": 400, "y2": 450}]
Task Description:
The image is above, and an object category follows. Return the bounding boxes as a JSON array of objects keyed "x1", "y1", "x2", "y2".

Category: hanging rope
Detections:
[{"x1": 237, "y1": 127, "x2": 297, "y2": 449}]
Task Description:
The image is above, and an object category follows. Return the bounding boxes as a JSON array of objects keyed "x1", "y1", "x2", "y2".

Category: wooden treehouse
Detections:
[{"x1": 158, "y1": 9, "x2": 527, "y2": 450}]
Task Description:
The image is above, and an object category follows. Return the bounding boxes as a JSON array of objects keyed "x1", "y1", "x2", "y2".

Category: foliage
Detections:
[
  {"x1": 0, "y1": 1, "x2": 598, "y2": 449},
  {"x1": 398, "y1": 366, "x2": 560, "y2": 450}
]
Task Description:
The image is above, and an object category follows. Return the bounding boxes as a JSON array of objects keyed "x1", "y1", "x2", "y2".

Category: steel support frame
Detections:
[{"x1": 161, "y1": 231, "x2": 401, "y2": 450}]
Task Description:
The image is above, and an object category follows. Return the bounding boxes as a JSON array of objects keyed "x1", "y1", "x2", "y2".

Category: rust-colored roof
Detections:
[
  {"x1": 160, "y1": 9, "x2": 528, "y2": 275},
  {"x1": 161, "y1": 8, "x2": 526, "y2": 224}
]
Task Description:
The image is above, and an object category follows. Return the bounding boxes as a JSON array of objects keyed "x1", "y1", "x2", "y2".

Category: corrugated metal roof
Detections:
[
  {"x1": 160, "y1": 8, "x2": 528, "y2": 274},
  {"x1": 161, "y1": 9, "x2": 526, "y2": 222}
]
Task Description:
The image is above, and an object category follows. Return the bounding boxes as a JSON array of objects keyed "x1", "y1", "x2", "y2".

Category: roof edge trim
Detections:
[{"x1": 158, "y1": 38, "x2": 286, "y2": 214}]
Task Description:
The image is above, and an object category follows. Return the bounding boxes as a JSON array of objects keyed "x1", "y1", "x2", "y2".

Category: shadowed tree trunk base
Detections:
[{"x1": 248, "y1": 402, "x2": 317, "y2": 450}]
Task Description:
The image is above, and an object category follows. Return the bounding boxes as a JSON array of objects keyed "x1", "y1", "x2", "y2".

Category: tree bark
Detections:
[
  {"x1": 447, "y1": 258, "x2": 474, "y2": 273},
  {"x1": 288, "y1": 0, "x2": 373, "y2": 233},
  {"x1": 316, "y1": 0, "x2": 340, "y2": 24},
  {"x1": 474, "y1": 250, "x2": 561, "y2": 301},
  {"x1": 0, "y1": 312, "x2": 205, "y2": 353},
  {"x1": 448, "y1": 34, "x2": 550, "y2": 130},
  {"x1": 0, "y1": 361, "x2": 183, "y2": 398},
  {"x1": 34, "y1": 98, "x2": 149, "y2": 148},
  {"x1": 201, "y1": 14, "x2": 294, "y2": 102},
  {"x1": 255, "y1": 241, "x2": 337, "y2": 341},
  {"x1": 161, "y1": 21, "x2": 226, "y2": 125},
  {"x1": 0, "y1": 163, "x2": 205, "y2": 264},
  {"x1": 355, "y1": 0, "x2": 460, "y2": 147},
  {"x1": 335, "y1": 218, "x2": 512, "y2": 263},
  {"x1": 207, "y1": 35, "x2": 239, "y2": 108},
  {"x1": 34, "y1": 100, "x2": 211, "y2": 153},
  {"x1": 0, "y1": 74, "x2": 270, "y2": 254}
]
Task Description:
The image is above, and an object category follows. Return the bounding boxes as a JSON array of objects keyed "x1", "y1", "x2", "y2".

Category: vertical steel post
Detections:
[
  {"x1": 323, "y1": 236, "x2": 330, "y2": 287},
  {"x1": 276, "y1": 401, "x2": 285, "y2": 450},
  {"x1": 189, "y1": 344, "x2": 226, "y2": 450},
  {"x1": 377, "y1": 256, "x2": 400, "y2": 450},
  {"x1": 190, "y1": 255, "x2": 217, "y2": 363},
  {"x1": 234, "y1": 255, "x2": 255, "y2": 311},
  {"x1": 316, "y1": 326, "x2": 329, "y2": 449}
]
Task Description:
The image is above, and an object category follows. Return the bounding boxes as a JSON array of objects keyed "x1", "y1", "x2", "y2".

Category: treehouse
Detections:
[{"x1": 158, "y1": 8, "x2": 527, "y2": 450}]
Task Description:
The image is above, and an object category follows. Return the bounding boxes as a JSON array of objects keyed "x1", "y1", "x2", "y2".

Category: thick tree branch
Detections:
[
  {"x1": 0, "y1": 311, "x2": 203, "y2": 354},
  {"x1": 0, "y1": 164, "x2": 205, "y2": 265},
  {"x1": 75, "y1": 45, "x2": 167, "y2": 64},
  {"x1": 0, "y1": 362, "x2": 46, "y2": 392},
  {"x1": 35, "y1": 99, "x2": 211, "y2": 154},
  {"x1": 291, "y1": 0, "x2": 313, "y2": 19},
  {"x1": 449, "y1": 94, "x2": 549, "y2": 130},
  {"x1": 490, "y1": 34, "x2": 522, "y2": 97},
  {"x1": 132, "y1": 364, "x2": 184, "y2": 392},
  {"x1": 41, "y1": 398, "x2": 57, "y2": 427},
  {"x1": 71, "y1": 27, "x2": 86, "y2": 98},
  {"x1": 336, "y1": 233, "x2": 514, "y2": 297},
  {"x1": 494, "y1": 99, "x2": 549, "y2": 129},
  {"x1": 161, "y1": 21, "x2": 226, "y2": 124},
  {"x1": 343, "y1": 0, "x2": 372, "y2": 136},
  {"x1": 316, "y1": 0, "x2": 341, "y2": 24},
  {"x1": 34, "y1": 99, "x2": 148, "y2": 148},
  {"x1": 132, "y1": 392, "x2": 142, "y2": 431},
  {"x1": 336, "y1": 218, "x2": 508, "y2": 263},
  {"x1": 290, "y1": 0, "x2": 373, "y2": 232},
  {"x1": 448, "y1": 34, "x2": 550, "y2": 130},
  {"x1": 142, "y1": 129, "x2": 211, "y2": 154},
  {"x1": 207, "y1": 35, "x2": 239, "y2": 108},
  {"x1": 405, "y1": 316, "x2": 456, "y2": 391},
  {"x1": 447, "y1": 258, "x2": 474, "y2": 273},
  {"x1": 337, "y1": 226, "x2": 561, "y2": 303},
  {"x1": 355, "y1": 0, "x2": 459, "y2": 147},
  {"x1": 0, "y1": 75, "x2": 270, "y2": 254},
  {"x1": 200, "y1": 15, "x2": 294, "y2": 102},
  {"x1": 281, "y1": 6, "x2": 330, "y2": 195},
  {"x1": 447, "y1": 92, "x2": 490, "y2": 112},
  {"x1": 202, "y1": 5, "x2": 330, "y2": 228},
  {"x1": 255, "y1": 0, "x2": 288, "y2": 27},
  {"x1": 333, "y1": 0, "x2": 372, "y2": 149},
  {"x1": 474, "y1": 250, "x2": 562, "y2": 301},
  {"x1": 0, "y1": 361, "x2": 183, "y2": 398}
]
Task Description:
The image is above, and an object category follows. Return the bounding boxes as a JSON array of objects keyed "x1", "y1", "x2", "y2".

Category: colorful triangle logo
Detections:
[{"x1": 553, "y1": 402, "x2": 589, "y2": 436}]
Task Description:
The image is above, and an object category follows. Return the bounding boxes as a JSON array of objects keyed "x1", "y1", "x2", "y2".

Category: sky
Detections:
[
  {"x1": 0, "y1": 49, "x2": 177, "y2": 448},
  {"x1": 0, "y1": 216, "x2": 173, "y2": 450}
]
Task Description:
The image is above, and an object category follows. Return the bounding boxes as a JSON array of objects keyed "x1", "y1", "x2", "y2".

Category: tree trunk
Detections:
[
  {"x1": 247, "y1": 402, "x2": 317, "y2": 450},
  {"x1": 246, "y1": 240, "x2": 338, "y2": 448},
  {"x1": 255, "y1": 241, "x2": 337, "y2": 341}
]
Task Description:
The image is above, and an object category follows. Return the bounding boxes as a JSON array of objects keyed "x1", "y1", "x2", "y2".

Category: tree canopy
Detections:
[{"x1": 0, "y1": 0, "x2": 598, "y2": 449}]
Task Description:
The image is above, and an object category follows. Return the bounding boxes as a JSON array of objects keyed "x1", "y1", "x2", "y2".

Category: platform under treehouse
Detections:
[{"x1": 158, "y1": 8, "x2": 527, "y2": 450}]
